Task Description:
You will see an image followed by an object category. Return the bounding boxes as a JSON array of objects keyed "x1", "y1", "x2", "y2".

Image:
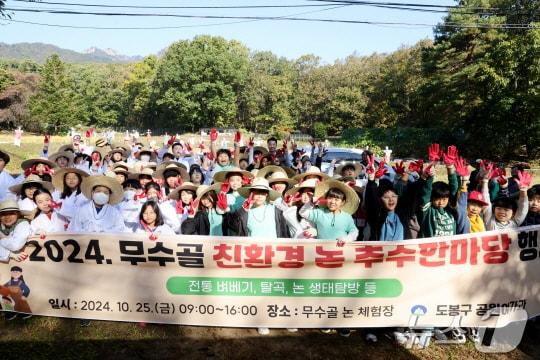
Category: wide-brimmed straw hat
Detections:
[
  {"x1": 57, "y1": 144, "x2": 75, "y2": 153},
  {"x1": 0, "y1": 150, "x2": 11, "y2": 165},
  {"x1": 335, "y1": 162, "x2": 363, "y2": 177},
  {"x1": 0, "y1": 199, "x2": 20, "y2": 213},
  {"x1": 81, "y1": 175, "x2": 124, "y2": 205},
  {"x1": 257, "y1": 165, "x2": 290, "y2": 180},
  {"x1": 52, "y1": 167, "x2": 89, "y2": 191},
  {"x1": 155, "y1": 163, "x2": 189, "y2": 182},
  {"x1": 128, "y1": 167, "x2": 154, "y2": 180},
  {"x1": 195, "y1": 183, "x2": 222, "y2": 202},
  {"x1": 213, "y1": 167, "x2": 254, "y2": 183},
  {"x1": 108, "y1": 147, "x2": 129, "y2": 159},
  {"x1": 48, "y1": 151, "x2": 74, "y2": 166},
  {"x1": 237, "y1": 178, "x2": 281, "y2": 202},
  {"x1": 9, "y1": 174, "x2": 54, "y2": 194},
  {"x1": 267, "y1": 171, "x2": 297, "y2": 186},
  {"x1": 168, "y1": 182, "x2": 199, "y2": 200},
  {"x1": 135, "y1": 148, "x2": 157, "y2": 161},
  {"x1": 20, "y1": 158, "x2": 57, "y2": 171},
  {"x1": 95, "y1": 138, "x2": 108, "y2": 148},
  {"x1": 314, "y1": 179, "x2": 360, "y2": 215},
  {"x1": 293, "y1": 166, "x2": 330, "y2": 183},
  {"x1": 283, "y1": 178, "x2": 319, "y2": 199}
]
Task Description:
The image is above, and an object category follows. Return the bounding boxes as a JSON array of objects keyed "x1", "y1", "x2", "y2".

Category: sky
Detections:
[{"x1": 0, "y1": 0, "x2": 452, "y2": 63}]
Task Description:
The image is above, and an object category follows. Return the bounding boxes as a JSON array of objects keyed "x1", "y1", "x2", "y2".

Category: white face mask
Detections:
[
  {"x1": 92, "y1": 192, "x2": 110, "y2": 205},
  {"x1": 123, "y1": 189, "x2": 136, "y2": 201},
  {"x1": 140, "y1": 155, "x2": 151, "y2": 162}
]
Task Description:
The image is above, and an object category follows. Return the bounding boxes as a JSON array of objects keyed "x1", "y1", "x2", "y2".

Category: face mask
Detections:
[
  {"x1": 123, "y1": 190, "x2": 136, "y2": 201},
  {"x1": 140, "y1": 155, "x2": 151, "y2": 162},
  {"x1": 92, "y1": 192, "x2": 109, "y2": 205}
]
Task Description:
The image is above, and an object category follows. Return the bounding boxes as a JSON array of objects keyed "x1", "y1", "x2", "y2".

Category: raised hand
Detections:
[
  {"x1": 408, "y1": 159, "x2": 424, "y2": 174},
  {"x1": 220, "y1": 180, "x2": 231, "y2": 194},
  {"x1": 241, "y1": 176, "x2": 252, "y2": 186},
  {"x1": 375, "y1": 161, "x2": 388, "y2": 179},
  {"x1": 455, "y1": 157, "x2": 470, "y2": 177},
  {"x1": 198, "y1": 141, "x2": 205, "y2": 151},
  {"x1": 167, "y1": 135, "x2": 176, "y2": 146},
  {"x1": 443, "y1": 145, "x2": 459, "y2": 166},
  {"x1": 210, "y1": 128, "x2": 218, "y2": 142},
  {"x1": 314, "y1": 197, "x2": 327, "y2": 207},
  {"x1": 44, "y1": 132, "x2": 50, "y2": 145},
  {"x1": 188, "y1": 199, "x2": 199, "y2": 216},
  {"x1": 248, "y1": 137, "x2": 255, "y2": 147},
  {"x1": 423, "y1": 163, "x2": 435, "y2": 178},
  {"x1": 428, "y1": 143, "x2": 441, "y2": 162},
  {"x1": 184, "y1": 142, "x2": 192, "y2": 152},
  {"x1": 479, "y1": 160, "x2": 494, "y2": 180},
  {"x1": 366, "y1": 154, "x2": 376, "y2": 175},
  {"x1": 392, "y1": 161, "x2": 405, "y2": 176},
  {"x1": 234, "y1": 131, "x2": 241, "y2": 144},
  {"x1": 242, "y1": 193, "x2": 254, "y2": 211},
  {"x1": 217, "y1": 192, "x2": 229, "y2": 211},
  {"x1": 515, "y1": 170, "x2": 532, "y2": 190},
  {"x1": 175, "y1": 201, "x2": 184, "y2": 215}
]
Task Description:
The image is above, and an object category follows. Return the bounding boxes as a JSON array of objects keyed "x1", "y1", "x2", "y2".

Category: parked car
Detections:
[{"x1": 319, "y1": 147, "x2": 364, "y2": 173}]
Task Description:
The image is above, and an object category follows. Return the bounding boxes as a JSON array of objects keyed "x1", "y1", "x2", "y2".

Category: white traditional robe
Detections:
[
  {"x1": 0, "y1": 220, "x2": 31, "y2": 261},
  {"x1": 0, "y1": 171, "x2": 18, "y2": 202},
  {"x1": 31, "y1": 211, "x2": 69, "y2": 234},
  {"x1": 68, "y1": 202, "x2": 128, "y2": 233},
  {"x1": 133, "y1": 223, "x2": 176, "y2": 235},
  {"x1": 52, "y1": 190, "x2": 90, "y2": 221},
  {"x1": 17, "y1": 197, "x2": 36, "y2": 213}
]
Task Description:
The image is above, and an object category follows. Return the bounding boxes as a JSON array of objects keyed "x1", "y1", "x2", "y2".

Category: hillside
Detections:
[{"x1": 0, "y1": 42, "x2": 142, "y2": 63}]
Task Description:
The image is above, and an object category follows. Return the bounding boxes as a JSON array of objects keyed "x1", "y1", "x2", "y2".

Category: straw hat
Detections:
[
  {"x1": 256, "y1": 165, "x2": 289, "y2": 180},
  {"x1": 168, "y1": 182, "x2": 199, "y2": 200},
  {"x1": 20, "y1": 158, "x2": 57, "y2": 171},
  {"x1": 52, "y1": 167, "x2": 89, "y2": 191},
  {"x1": 0, "y1": 199, "x2": 20, "y2": 213},
  {"x1": 81, "y1": 175, "x2": 124, "y2": 205},
  {"x1": 155, "y1": 163, "x2": 189, "y2": 182},
  {"x1": 128, "y1": 167, "x2": 154, "y2": 180},
  {"x1": 57, "y1": 144, "x2": 75, "y2": 153},
  {"x1": 267, "y1": 171, "x2": 297, "y2": 186},
  {"x1": 293, "y1": 166, "x2": 330, "y2": 183},
  {"x1": 0, "y1": 150, "x2": 10, "y2": 165},
  {"x1": 108, "y1": 147, "x2": 129, "y2": 159},
  {"x1": 95, "y1": 138, "x2": 108, "y2": 148},
  {"x1": 237, "y1": 178, "x2": 281, "y2": 202},
  {"x1": 111, "y1": 162, "x2": 131, "y2": 175},
  {"x1": 253, "y1": 146, "x2": 269, "y2": 155},
  {"x1": 195, "y1": 183, "x2": 222, "y2": 202},
  {"x1": 135, "y1": 148, "x2": 157, "y2": 161},
  {"x1": 283, "y1": 178, "x2": 319, "y2": 198},
  {"x1": 48, "y1": 151, "x2": 74, "y2": 166},
  {"x1": 9, "y1": 174, "x2": 54, "y2": 194},
  {"x1": 335, "y1": 163, "x2": 363, "y2": 177},
  {"x1": 214, "y1": 167, "x2": 254, "y2": 183},
  {"x1": 314, "y1": 179, "x2": 360, "y2": 215}
]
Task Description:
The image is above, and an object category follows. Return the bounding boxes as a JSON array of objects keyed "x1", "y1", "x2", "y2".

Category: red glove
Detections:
[
  {"x1": 242, "y1": 176, "x2": 252, "y2": 186},
  {"x1": 516, "y1": 170, "x2": 532, "y2": 190},
  {"x1": 423, "y1": 163, "x2": 435, "y2": 178},
  {"x1": 443, "y1": 145, "x2": 459, "y2": 166},
  {"x1": 366, "y1": 155, "x2": 376, "y2": 175},
  {"x1": 185, "y1": 142, "x2": 192, "y2": 152},
  {"x1": 175, "y1": 201, "x2": 184, "y2": 215},
  {"x1": 210, "y1": 128, "x2": 218, "y2": 142},
  {"x1": 428, "y1": 143, "x2": 441, "y2": 162},
  {"x1": 375, "y1": 161, "x2": 388, "y2": 179},
  {"x1": 315, "y1": 197, "x2": 327, "y2": 207},
  {"x1": 48, "y1": 200, "x2": 62, "y2": 210},
  {"x1": 217, "y1": 192, "x2": 228, "y2": 211},
  {"x1": 302, "y1": 229, "x2": 315, "y2": 239},
  {"x1": 206, "y1": 152, "x2": 215, "y2": 161},
  {"x1": 234, "y1": 131, "x2": 241, "y2": 143},
  {"x1": 85, "y1": 130, "x2": 92, "y2": 139},
  {"x1": 408, "y1": 160, "x2": 423, "y2": 174},
  {"x1": 198, "y1": 141, "x2": 205, "y2": 150},
  {"x1": 455, "y1": 157, "x2": 470, "y2": 177},
  {"x1": 188, "y1": 199, "x2": 199, "y2": 216},
  {"x1": 282, "y1": 140, "x2": 288, "y2": 150},
  {"x1": 479, "y1": 160, "x2": 494, "y2": 179},
  {"x1": 167, "y1": 135, "x2": 176, "y2": 146},
  {"x1": 392, "y1": 161, "x2": 405, "y2": 176},
  {"x1": 242, "y1": 193, "x2": 254, "y2": 211},
  {"x1": 285, "y1": 192, "x2": 302, "y2": 205},
  {"x1": 44, "y1": 133, "x2": 50, "y2": 144},
  {"x1": 220, "y1": 180, "x2": 231, "y2": 193}
]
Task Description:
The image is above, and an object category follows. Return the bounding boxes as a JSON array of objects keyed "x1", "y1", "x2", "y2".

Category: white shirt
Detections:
[
  {"x1": 0, "y1": 171, "x2": 18, "y2": 202},
  {"x1": 133, "y1": 223, "x2": 176, "y2": 235},
  {"x1": 18, "y1": 197, "x2": 36, "y2": 213}
]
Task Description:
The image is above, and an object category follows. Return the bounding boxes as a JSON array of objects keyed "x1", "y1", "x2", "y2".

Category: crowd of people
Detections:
[{"x1": 0, "y1": 129, "x2": 538, "y2": 344}]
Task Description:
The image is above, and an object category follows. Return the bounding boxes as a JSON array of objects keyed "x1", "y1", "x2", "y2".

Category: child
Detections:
[
  {"x1": 51, "y1": 168, "x2": 90, "y2": 221},
  {"x1": 30, "y1": 188, "x2": 69, "y2": 235},
  {"x1": 9, "y1": 175, "x2": 54, "y2": 214},
  {"x1": 299, "y1": 179, "x2": 359, "y2": 244},
  {"x1": 0, "y1": 200, "x2": 30, "y2": 262},
  {"x1": 181, "y1": 184, "x2": 225, "y2": 236},
  {"x1": 281, "y1": 178, "x2": 318, "y2": 239},
  {"x1": 523, "y1": 184, "x2": 540, "y2": 226},
  {"x1": 134, "y1": 200, "x2": 175, "y2": 237}
]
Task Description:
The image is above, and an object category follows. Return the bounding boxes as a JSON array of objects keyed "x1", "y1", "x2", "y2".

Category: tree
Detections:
[
  {"x1": 151, "y1": 35, "x2": 250, "y2": 131},
  {"x1": 29, "y1": 54, "x2": 80, "y2": 132},
  {"x1": 122, "y1": 55, "x2": 157, "y2": 128}
]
